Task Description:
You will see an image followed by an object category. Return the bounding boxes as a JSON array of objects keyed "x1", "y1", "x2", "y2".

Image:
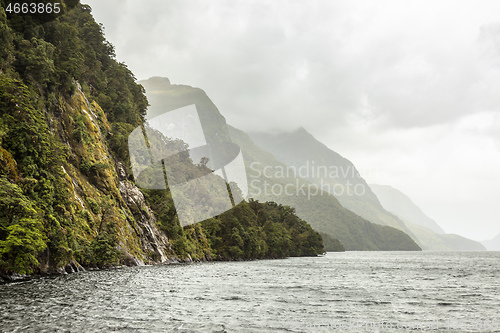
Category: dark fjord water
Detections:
[{"x1": 1, "y1": 252, "x2": 499, "y2": 332}]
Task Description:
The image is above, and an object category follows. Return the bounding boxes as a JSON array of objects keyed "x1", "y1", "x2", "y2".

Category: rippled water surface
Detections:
[{"x1": 1, "y1": 252, "x2": 500, "y2": 332}]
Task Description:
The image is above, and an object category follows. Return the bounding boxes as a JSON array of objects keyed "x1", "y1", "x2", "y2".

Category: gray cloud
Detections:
[{"x1": 88, "y1": 0, "x2": 500, "y2": 132}]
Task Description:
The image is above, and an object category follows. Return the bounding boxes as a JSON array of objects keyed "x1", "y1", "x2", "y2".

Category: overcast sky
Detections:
[{"x1": 84, "y1": 0, "x2": 500, "y2": 241}]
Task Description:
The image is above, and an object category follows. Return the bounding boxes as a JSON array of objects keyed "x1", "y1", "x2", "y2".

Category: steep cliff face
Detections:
[
  {"x1": 0, "y1": 3, "x2": 184, "y2": 276},
  {"x1": 56, "y1": 84, "x2": 175, "y2": 267},
  {"x1": 1, "y1": 76, "x2": 178, "y2": 276}
]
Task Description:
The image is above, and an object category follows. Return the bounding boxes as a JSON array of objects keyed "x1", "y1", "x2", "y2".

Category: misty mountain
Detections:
[
  {"x1": 481, "y1": 233, "x2": 500, "y2": 251},
  {"x1": 370, "y1": 184, "x2": 445, "y2": 234},
  {"x1": 248, "y1": 128, "x2": 485, "y2": 251},
  {"x1": 371, "y1": 184, "x2": 486, "y2": 251},
  {"x1": 248, "y1": 128, "x2": 415, "y2": 235},
  {"x1": 402, "y1": 221, "x2": 486, "y2": 251},
  {"x1": 136, "y1": 77, "x2": 420, "y2": 251},
  {"x1": 227, "y1": 126, "x2": 420, "y2": 251}
]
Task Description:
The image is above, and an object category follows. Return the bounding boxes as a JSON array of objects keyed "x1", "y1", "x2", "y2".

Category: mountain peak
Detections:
[
  {"x1": 294, "y1": 126, "x2": 308, "y2": 133},
  {"x1": 140, "y1": 76, "x2": 172, "y2": 91},
  {"x1": 291, "y1": 126, "x2": 315, "y2": 139}
]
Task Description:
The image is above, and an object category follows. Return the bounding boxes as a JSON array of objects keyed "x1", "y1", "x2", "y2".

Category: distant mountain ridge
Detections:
[
  {"x1": 370, "y1": 184, "x2": 445, "y2": 234},
  {"x1": 248, "y1": 128, "x2": 415, "y2": 235},
  {"x1": 228, "y1": 126, "x2": 421, "y2": 251},
  {"x1": 249, "y1": 127, "x2": 485, "y2": 252},
  {"x1": 481, "y1": 233, "x2": 500, "y2": 251},
  {"x1": 371, "y1": 184, "x2": 486, "y2": 251}
]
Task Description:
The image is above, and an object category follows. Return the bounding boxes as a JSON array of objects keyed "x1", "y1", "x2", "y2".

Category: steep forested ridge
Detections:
[
  {"x1": 227, "y1": 125, "x2": 421, "y2": 251},
  {"x1": 0, "y1": 1, "x2": 324, "y2": 278},
  {"x1": 248, "y1": 128, "x2": 416, "y2": 235}
]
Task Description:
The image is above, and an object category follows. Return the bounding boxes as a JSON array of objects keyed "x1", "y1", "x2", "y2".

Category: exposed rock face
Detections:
[
  {"x1": 119, "y1": 180, "x2": 172, "y2": 263},
  {"x1": 121, "y1": 252, "x2": 143, "y2": 267},
  {"x1": 119, "y1": 180, "x2": 147, "y2": 209},
  {"x1": 116, "y1": 161, "x2": 128, "y2": 180},
  {"x1": 64, "y1": 260, "x2": 86, "y2": 274},
  {"x1": 42, "y1": 85, "x2": 177, "y2": 272}
]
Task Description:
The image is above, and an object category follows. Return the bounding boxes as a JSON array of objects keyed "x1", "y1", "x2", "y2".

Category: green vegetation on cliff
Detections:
[
  {"x1": 147, "y1": 188, "x2": 325, "y2": 260},
  {"x1": 0, "y1": 0, "x2": 151, "y2": 274},
  {"x1": 0, "y1": 1, "x2": 324, "y2": 276}
]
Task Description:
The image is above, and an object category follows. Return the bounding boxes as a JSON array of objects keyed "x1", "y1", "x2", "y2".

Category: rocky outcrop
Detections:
[
  {"x1": 64, "y1": 260, "x2": 86, "y2": 274},
  {"x1": 119, "y1": 180, "x2": 172, "y2": 264}
]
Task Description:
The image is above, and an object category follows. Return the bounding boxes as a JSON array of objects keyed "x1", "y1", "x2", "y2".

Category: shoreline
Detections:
[{"x1": 0, "y1": 253, "x2": 321, "y2": 284}]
